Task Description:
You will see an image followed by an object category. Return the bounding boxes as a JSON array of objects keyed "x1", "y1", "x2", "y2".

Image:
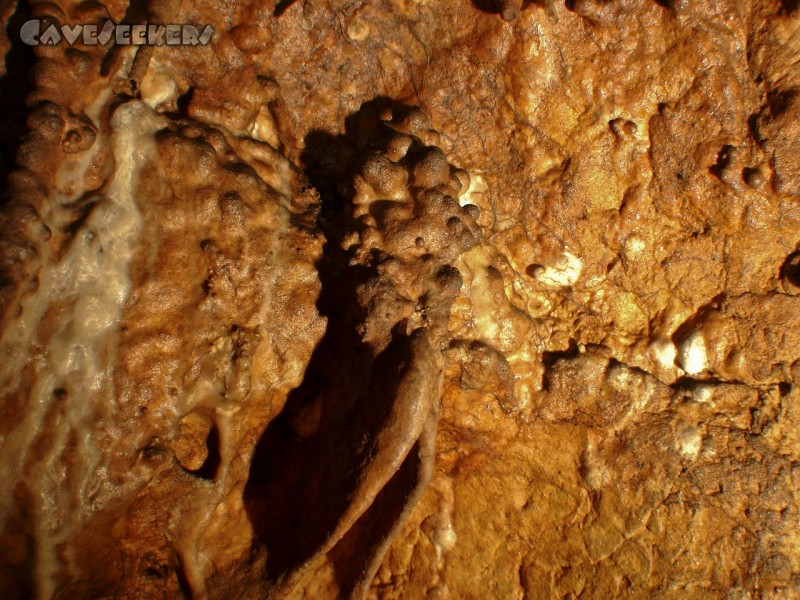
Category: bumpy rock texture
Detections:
[{"x1": 1, "y1": 0, "x2": 799, "y2": 598}]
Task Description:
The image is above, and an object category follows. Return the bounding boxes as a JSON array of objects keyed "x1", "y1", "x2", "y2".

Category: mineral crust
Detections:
[{"x1": 0, "y1": 0, "x2": 799, "y2": 598}]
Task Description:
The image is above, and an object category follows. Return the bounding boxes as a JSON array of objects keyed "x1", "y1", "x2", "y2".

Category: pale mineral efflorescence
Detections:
[{"x1": 0, "y1": 0, "x2": 799, "y2": 598}]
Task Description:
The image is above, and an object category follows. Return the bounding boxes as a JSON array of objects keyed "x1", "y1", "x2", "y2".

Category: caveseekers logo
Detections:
[{"x1": 20, "y1": 19, "x2": 214, "y2": 46}]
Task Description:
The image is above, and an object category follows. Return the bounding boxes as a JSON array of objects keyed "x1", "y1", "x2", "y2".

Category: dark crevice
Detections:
[
  {"x1": 471, "y1": 0, "x2": 500, "y2": 13},
  {"x1": 780, "y1": 250, "x2": 800, "y2": 288},
  {"x1": 767, "y1": 89, "x2": 797, "y2": 117},
  {"x1": 471, "y1": 0, "x2": 537, "y2": 19},
  {"x1": 274, "y1": 0, "x2": 300, "y2": 17},
  {"x1": 243, "y1": 98, "x2": 433, "y2": 592},
  {"x1": 0, "y1": 486, "x2": 35, "y2": 599},
  {"x1": 540, "y1": 338, "x2": 580, "y2": 391},
  {"x1": 670, "y1": 295, "x2": 724, "y2": 347},
  {"x1": 670, "y1": 375, "x2": 728, "y2": 393},
  {"x1": 709, "y1": 144, "x2": 734, "y2": 180},
  {"x1": 187, "y1": 424, "x2": 221, "y2": 481},
  {"x1": 175, "y1": 87, "x2": 195, "y2": 119},
  {"x1": 328, "y1": 436, "x2": 426, "y2": 597},
  {"x1": 747, "y1": 113, "x2": 763, "y2": 143},
  {"x1": 174, "y1": 555, "x2": 194, "y2": 600},
  {"x1": 0, "y1": 0, "x2": 36, "y2": 207}
]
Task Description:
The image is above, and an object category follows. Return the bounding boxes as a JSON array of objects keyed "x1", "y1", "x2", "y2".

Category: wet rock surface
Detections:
[{"x1": 0, "y1": 0, "x2": 799, "y2": 598}]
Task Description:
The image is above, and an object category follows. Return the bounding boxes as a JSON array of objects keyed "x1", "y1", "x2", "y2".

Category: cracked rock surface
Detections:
[{"x1": 0, "y1": 0, "x2": 799, "y2": 598}]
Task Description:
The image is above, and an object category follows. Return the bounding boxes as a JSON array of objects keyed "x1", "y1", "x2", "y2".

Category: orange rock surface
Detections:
[{"x1": 0, "y1": 0, "x2": 798, "y2": 598}]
